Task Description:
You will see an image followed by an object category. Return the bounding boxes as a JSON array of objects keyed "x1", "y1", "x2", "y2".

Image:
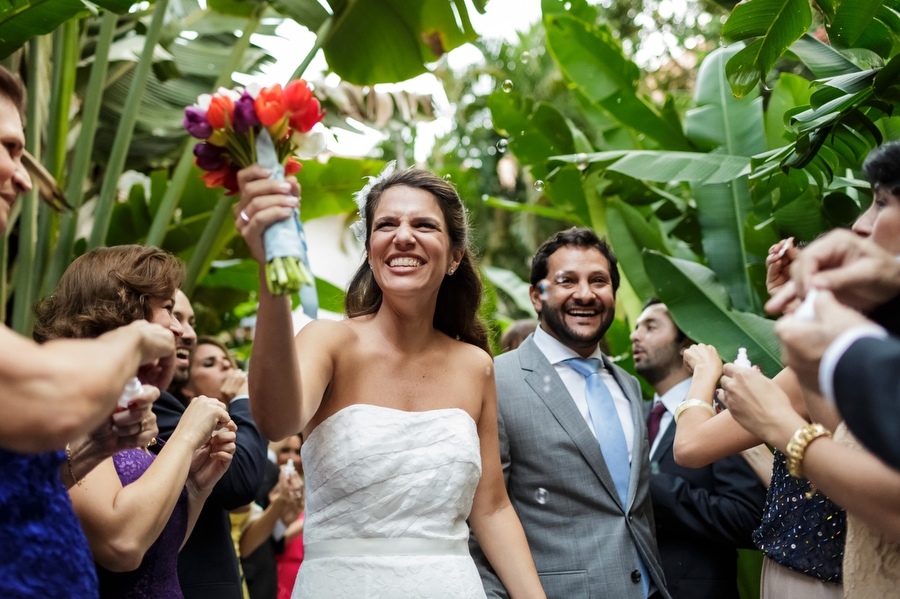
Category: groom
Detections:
[{"x1": 472, "y1": 227, "x2": 669, "y2": 598}]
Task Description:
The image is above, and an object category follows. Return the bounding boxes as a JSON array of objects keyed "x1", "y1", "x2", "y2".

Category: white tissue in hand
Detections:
[
  {"x1": 793, "y1": 288, "x2": 819, "y2": 321},
  {"x1": 118, "y1": 377, "x2": 142, "y2": 409}
]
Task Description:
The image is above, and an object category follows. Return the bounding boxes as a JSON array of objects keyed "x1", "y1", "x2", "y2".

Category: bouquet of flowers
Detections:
[{"x1": 184, "y1": 80, "x2": 326, "y2": 297}]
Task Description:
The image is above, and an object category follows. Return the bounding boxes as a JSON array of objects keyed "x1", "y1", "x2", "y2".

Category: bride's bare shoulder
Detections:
[{"x1": 296, "y1": 318, "x2": 359, "y2": 346}]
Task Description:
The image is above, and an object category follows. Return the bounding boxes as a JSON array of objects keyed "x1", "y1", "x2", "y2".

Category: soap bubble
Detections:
[
  {"x1": 535, "y1": 487, "x2": 549, "y2": 504},
  {"x1": 533, "y1": 180, "x2": 545, "y2": 192},
  {"x1": 496, "y1": 139, "x2": 509, "y2": 154},
  {"x1": 501, "y1": 79, "x2": 514, "y2": 93}
]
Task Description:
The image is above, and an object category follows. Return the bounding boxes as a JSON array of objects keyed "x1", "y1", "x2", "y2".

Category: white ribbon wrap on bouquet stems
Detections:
[{"x1": 256, "y1": 128, "x2": 317, "y2": 318}]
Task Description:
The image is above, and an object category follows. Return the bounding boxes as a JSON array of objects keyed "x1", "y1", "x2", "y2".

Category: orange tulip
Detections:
[
  {"x1": 206, "y1": 94, "x2": 235, "y2": 130},
  {"x1": 255, "y1": 84, "x2": 287, "y2": 127}
]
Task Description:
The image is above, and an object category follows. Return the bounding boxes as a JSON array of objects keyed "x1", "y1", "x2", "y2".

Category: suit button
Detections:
[
  {"x1": 628, "y1": 514, "x2": 634, "y2": 521},
  {"x1": 631, "y1": 570, "x2": 641, "y2": 583}
]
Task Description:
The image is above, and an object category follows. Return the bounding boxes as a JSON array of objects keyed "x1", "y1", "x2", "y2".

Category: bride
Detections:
[{"x1": 235, "y1": 163, "x2": 546, "y2": 598}]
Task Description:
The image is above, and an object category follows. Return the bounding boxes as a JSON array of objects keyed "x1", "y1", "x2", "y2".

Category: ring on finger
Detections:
[{"x1": 240, "y1": 210, "x2": 250, "y2": 224}]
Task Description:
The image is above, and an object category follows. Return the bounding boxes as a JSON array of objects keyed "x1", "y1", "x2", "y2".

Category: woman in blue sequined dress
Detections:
[{"x1": 32, "y1": 246, "x2": 238, "y2": 599}]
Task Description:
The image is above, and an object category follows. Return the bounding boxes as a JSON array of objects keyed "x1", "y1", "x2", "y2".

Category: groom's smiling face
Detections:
[{"x1": 531, "y1": 246, "x2": 616, "y2": 356}]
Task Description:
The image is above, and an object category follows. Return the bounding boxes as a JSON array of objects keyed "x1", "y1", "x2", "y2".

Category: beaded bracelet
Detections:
[
  {"x1": 785, "y1": 422, "x2": 832, "y2": 480},
  {"x1": 673, "y1": 399, "x2": 717, "y2": 423},
  {"x1": 65, "y1": 443, "x2": 83, "y2": 486}
]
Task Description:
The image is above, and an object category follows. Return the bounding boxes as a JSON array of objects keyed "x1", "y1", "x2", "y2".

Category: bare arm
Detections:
[
  {"x1": 70, "y1": 397, "x2": 230, "y2": 571},
  {"x1": 673, "y1": 344, "x2": 760, "y2": 467},
  {"x1": 236, "y1": 165, "x2": 337, "y2": 440},
  {"x1": 0, "y1": 321, "x2": 174, "y2": 452},
  {"x1": 720, "y1": 366, "x2": 900, "y2": 542},
  {"x1": 468, "y1": 357, "x2": 545, "y2": 599}
]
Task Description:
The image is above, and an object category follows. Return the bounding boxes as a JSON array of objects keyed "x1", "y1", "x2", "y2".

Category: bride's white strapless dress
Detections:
[{"x1": 292, "y1": 404, "x2": 488, "y2": 598}]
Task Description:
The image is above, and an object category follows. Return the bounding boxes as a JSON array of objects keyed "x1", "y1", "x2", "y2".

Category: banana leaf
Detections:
[{"x1": 643, "y1": 251, "x2": 781, "y2": 377}]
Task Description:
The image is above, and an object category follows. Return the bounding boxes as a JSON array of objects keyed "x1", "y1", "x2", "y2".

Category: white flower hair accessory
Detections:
[{"x1": 350, "y1": 160, "x2": 397, "y2": 243}]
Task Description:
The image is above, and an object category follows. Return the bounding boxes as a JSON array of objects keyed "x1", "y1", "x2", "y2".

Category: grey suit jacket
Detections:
[{"x1": 471, "y1": 337, "x2": 670, "y2": 599}]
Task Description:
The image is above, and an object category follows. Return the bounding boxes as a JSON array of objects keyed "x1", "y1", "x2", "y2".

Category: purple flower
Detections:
[
  {"x1": 184, "y1": 106, "x2": 212, "y2": 139},
  {"x1": 193, "y1": 142, "x2": 226, "y2": 172},
  {"x1": 233, "y1": 92, "x2": 260, "y2": 134}
]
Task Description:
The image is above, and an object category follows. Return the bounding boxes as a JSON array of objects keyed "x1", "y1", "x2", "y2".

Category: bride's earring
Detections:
[{"x1": 447, "y1": 266, "x2": 456, "y2": 276}]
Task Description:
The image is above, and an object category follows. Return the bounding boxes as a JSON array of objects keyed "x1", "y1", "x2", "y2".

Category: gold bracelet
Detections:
[
  {"x1": 65, "y1": 443, "x2": 83, "y2": 486},
  {"x1": 673, "y1": 399, "x2": 716, "y2": 423},
  {"x1": 785, "y1": 423, "x2": 832, "y2": 479}
]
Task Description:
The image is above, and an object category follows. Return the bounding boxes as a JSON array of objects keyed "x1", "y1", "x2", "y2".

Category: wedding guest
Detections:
[
  {"x1": 157, "y1": 291, "x2": 268, "y2": 599},
  {"x1": 33, "y1": 245, "x2": 237, "y2": 598},
  {"x1": 631, "y1": 300, "x2": 765, "y2": 598},
  {"x1": 235, "y1": 162, "x2": 546, "y2": 597},
  {"x1": 0, "y1": 65, "x2": 175, "y2": 598},
  {"x1": 500, "y1": 319, "x2": 537, "y2": 353},
  {"x1": 273, "y1": 435, "x2": 305, "y2": 599}
]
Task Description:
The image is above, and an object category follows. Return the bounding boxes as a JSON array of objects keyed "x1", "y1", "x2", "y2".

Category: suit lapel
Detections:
[{"x1": 519, "y1": 340, "x2": 624, "y2": 510}]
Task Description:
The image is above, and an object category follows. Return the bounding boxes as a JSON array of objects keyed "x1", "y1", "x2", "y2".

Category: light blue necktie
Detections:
[
  {"x1": 566, "y1": 357, "x2": 650, "y2": 598},
  {"x1": 566, "y1": 357, "x2": 630, "y2": 504}
]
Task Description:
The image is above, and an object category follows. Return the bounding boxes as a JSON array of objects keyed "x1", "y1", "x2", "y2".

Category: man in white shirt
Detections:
[{"x1": 632, "y1": 300, "x2": 765, "y2": 599}]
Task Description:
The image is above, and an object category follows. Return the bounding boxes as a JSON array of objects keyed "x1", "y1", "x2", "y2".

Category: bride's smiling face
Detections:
[{"x1": 367, "y1": 185, "x2": 461, "y2": 295}]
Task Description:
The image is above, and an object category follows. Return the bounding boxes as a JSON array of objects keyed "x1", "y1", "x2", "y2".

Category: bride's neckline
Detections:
[{"x1": 306, "y1": 403, "x2": 476, "y2": 445}]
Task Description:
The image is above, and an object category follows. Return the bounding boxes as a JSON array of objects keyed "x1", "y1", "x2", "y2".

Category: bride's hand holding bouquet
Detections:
[{"x1": 184, "y1": 80, "x2": 325, "y2": 296}]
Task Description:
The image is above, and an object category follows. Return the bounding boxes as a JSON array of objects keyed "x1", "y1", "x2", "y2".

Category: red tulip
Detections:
[{"x1": 285, "y1": 157, "x2": 302, "y2": 175}]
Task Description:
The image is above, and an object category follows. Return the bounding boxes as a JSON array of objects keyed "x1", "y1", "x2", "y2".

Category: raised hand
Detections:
[
  {"x1": 719, "y1": 365, "x2": 805, "y2": 449},
  {"x1": 233, "y1": 165, "x2": 301, "y2": 264},
  {"x1": 775, "y1": 290, "x2": 876, "y2": 394},
  {"x1": 220, "y1": 369, "x2": 249, "y2": 404},
  {"x1": 766, "y1": 229, "x2": 900, "y2": 314},
  {"x1": 683, "y1": 343, "x2": 723, "y2": 382},
  {"x1": 94, "y1": 384, "x2": 161, "y2": 453},
  {"x1": 765, "y1": 237, "x2": 798, "y2": 300},
  {"x1": 188, "y1": 418, "x2": 237, "y2": 493},
  {"x1": 130, "y1": 320, "x2": 177, "y2": 365}
]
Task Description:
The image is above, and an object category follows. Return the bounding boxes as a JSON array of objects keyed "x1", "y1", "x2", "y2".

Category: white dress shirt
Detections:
[{"x1": 532, "y1": 326, "x2": 636, "y2": 461}]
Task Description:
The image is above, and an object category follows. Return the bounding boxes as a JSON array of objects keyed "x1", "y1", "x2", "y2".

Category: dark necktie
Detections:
[{"x1": 647, "y1": 401, "x2": 667, "y2": 446}]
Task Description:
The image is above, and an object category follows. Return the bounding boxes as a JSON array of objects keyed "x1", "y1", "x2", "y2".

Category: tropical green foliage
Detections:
[
  {"x1": 0, "y1": 0, "x2": 481, "y2": 336},
  {"x1": 479, "y1": 0, "x2": 900, "y2": 378}
]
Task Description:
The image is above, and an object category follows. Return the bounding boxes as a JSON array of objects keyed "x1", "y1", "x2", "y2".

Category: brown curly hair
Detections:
[{"x1": 33, "y1": 245, "x2": 185, "y2": 342}]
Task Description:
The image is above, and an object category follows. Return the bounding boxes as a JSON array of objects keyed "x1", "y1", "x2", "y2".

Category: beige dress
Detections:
[{"x1": 834, "y1": 422, "x2": 900, "y2": 598}]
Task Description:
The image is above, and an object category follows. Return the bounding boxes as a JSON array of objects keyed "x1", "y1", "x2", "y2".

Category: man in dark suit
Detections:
[
  {"x1": 472, "y1": 228, "x2": 670, "y2": 599},
  {"x1": 154, "y1": 290, "x2": 268, "y2": 599},
  {"x1": 631, "y1": 300, "x2": 766, "y2": 599}
]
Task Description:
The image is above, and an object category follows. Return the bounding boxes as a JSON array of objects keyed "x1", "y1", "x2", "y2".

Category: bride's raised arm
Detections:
[{"x1": 236, "y1": 165, "x2": 332, "y2": 439}]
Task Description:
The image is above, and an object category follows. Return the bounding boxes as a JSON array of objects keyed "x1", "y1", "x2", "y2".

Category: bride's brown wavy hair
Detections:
[
  {"x1": 33, "y1": 245, "x2": 184, "y2": 342},
  {"x1": 344, "y1": 168, "x2": 489, "y2": 354}
]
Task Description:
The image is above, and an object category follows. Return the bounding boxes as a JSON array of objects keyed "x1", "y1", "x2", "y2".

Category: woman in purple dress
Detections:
[{"x1": 33, "y1": 245, "x2": 238, "y2": 599}]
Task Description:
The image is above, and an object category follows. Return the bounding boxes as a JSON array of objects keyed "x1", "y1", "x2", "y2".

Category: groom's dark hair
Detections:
[{"x1": 530, "y1": 227, "x2": 620, "y2": 294}]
